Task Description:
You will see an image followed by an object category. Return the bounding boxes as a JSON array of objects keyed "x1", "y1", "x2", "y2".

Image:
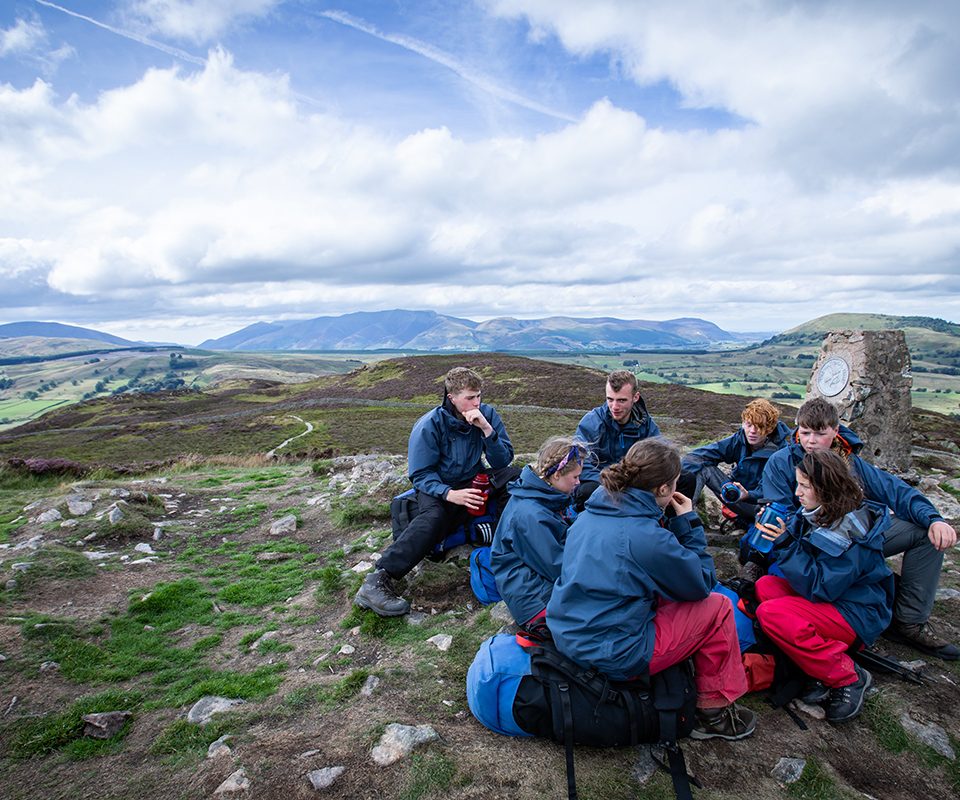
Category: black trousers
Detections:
[{"x1": 378, "y1": 466, "x2": 518, "y2": 578}]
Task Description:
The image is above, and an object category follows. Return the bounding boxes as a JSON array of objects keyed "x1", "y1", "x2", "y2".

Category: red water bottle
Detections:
[{"x1": 468, "y1": 472, "x2": 490, "y2": 516}]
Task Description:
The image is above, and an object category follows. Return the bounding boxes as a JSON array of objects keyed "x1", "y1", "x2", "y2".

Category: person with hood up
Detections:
[
  {"x1": 490, "y1": 436, "x2": 588, "y2": 638},
  {"x1": 760, "y1": 397, "x2": 957, "y2": 660},
  {"x1": 753, "y1": 449, "x2": 895, "y2": 723},
  {"x1": 355, "y1": 366, "x2": 516, "y2": 617},
  {"x1": 548, "y1": 438, "x2": 756, "y2": 741}
]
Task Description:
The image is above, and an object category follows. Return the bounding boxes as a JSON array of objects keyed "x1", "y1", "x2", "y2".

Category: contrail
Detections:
[
  {"x1": 320, "y1": 9, "x2": 578, "y2": 123},
  {"x1": 32, "y1": 0, "x2": 206, "y2": 65}
]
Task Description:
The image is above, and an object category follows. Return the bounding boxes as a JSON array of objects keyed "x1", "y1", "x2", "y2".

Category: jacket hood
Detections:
[
  {"x1": 583, "y1": 484, "x2": 663, "y2": 519},
  {"x1": 508, "y1": 465, "x2": 572, "y2": 510},
  {"x1": 788, "y1": 423, "x2": 863, "y2": 456}
]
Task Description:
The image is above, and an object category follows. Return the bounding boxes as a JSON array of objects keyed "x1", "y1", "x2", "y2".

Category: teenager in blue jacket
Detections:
[
  {"x1": 548, "y1": 438, "x2": 755, "y2": 741},
  {"x1": 682, "y1": 398, "x2": 790, "y2": 524},
  {"x1": 754, "y1": 449, "x2": 895, "y2": 723},
  {"x1": 573, "y1": 370, "x2": 661, "y2": 508},
  {"x1": 759, "y1": 397, "x2": 957, "y2": 659},
  {"x1": 355, "y1": 366, "x2": 516, "y2": 617},
  {"x1": 490, "y1": 437, "x2": 587, "y2": 635}
]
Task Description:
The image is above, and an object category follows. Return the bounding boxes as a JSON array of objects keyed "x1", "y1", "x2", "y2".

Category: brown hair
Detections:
[
  {"x1": 535, "y1": 436, "x2": 590, "y2": 481},
  {"x1": 796, "y1": 397, "x2": 840, "y2": 431},
  {"x1": 742, "y1": 398, "x2": 780, "y2": 436},
  {"x1": 444, "y1": 367, "x2": 482, "y2": 395},
  {"x1": 606, "y1": 369, "x2": 638, "y2": 393},
  {"x1": 798, "y1": 449, "x2": 863, "y2": 527},
  {"x1": 600, "y1": 438, "x2": 680, "y2": 495}
]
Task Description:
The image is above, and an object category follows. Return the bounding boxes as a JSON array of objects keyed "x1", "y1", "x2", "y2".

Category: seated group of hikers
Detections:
[{"x1": 354, "y1": 366, "x2": 958, "y2": 740}]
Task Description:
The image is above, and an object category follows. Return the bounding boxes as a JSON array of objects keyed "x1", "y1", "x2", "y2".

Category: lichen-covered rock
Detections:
[
  {"x1": 187, "y1": 696, "x2": 246, "y2": 725},
  {"x1": 370, "y1": 723, "x2": 439, "y2": 766},
  {"x1": 306, "y1": 766, "x2": 346, "y2": 790},
  {"x1": 270, "y1": 515, "x2": 298, "y2": 535},
  {"x1": 214, "y1": 768, "x2": 250, "y2": 794}
]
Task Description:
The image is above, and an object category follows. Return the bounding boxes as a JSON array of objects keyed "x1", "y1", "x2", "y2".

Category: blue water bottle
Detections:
[
  {"x1": 720, "y1": 482, "x2": 741, "y2": 503},
  {"x1": 749, "y1": 502, "x2": 790, "y2": 553}
]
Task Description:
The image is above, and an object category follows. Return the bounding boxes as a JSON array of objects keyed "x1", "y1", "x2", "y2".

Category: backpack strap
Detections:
[{"x1": 548, "y1": 679, "x2": 578, "y2": 800}]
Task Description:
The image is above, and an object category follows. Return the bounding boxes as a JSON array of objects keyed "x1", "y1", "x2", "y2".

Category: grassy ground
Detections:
[{"x1": 0, "y1": 455, "x2": 958, "y2": 800}]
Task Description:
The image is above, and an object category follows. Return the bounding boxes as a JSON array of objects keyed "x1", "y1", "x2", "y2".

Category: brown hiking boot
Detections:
[
  {"x1": 690, "y1": 703, "x2": 756, "y2": 741},
  {"x1": 882, "y1": 620, "x2": 959, "y2": 661}
]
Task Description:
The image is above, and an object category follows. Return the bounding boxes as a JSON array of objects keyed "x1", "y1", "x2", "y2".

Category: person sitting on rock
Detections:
[
  {"x1": 355, "y1": 366, "x2": 516, "y2": 617},
  {"x1": 547, "y1": 438, "x2": 756, "y2": 741},
  {"x1": 573, "y1": 370, "x2": 664, "y2": 509},
  {"x1": 682, "y1": 398, "x2": 790, "y2": 527},
  {"x1": 753, "y1": 449, "x2": 894, "y2": 723},
  {"x1": 490, "y1": 436, "x2": 588, "y2": 639},
  {"x1": 760, "y1": 397, "x2": 958, "y2": 660}
]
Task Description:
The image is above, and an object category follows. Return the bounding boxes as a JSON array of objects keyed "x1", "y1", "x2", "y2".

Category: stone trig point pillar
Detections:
[{"x1": 807, "y1": 329, "x2": 912, "y2": 471}]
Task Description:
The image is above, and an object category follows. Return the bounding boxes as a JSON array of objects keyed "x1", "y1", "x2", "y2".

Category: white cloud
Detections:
[
  {"x1": 126, "y1": 0, "x2": 280, "y2": 44},
  {"x1": 2, "y1": 6, "x2": 960, "y2": 341},
  {"x1": 0, "y1": 18, "x2": 46, "y2": 56}
]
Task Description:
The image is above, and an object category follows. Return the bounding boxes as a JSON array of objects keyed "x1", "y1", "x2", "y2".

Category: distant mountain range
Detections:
[
  {"x1": 0, "y1": 321, "x2": 137, "y2": 347},
  {"x1": 198, "y1": 310, "x2": 752, "y2": 351}
]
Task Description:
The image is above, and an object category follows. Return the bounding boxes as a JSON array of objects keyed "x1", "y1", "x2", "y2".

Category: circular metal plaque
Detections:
[{"x1": 816, "y1": 356, "x2": 850, "y2": 397}]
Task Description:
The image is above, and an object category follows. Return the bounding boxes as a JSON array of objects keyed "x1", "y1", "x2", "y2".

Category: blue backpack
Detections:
[
  {"x1": 712, "y1": 582, "x2": 757, "y2": 652},
  {"x1": 469, "y1": 547, "x2": 501, "y2": 605},
  {"x1": 467, "y1": 633, "x2": 697, "y2": 800}
]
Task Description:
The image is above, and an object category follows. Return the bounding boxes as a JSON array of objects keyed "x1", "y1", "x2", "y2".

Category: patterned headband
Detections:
[{"x1": 544, "y1": 446, "x2": 583, "y2": 478}]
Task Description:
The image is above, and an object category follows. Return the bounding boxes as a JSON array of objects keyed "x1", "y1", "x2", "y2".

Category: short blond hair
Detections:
[{"x1": 444, "y1": 367, "x2": 482, "y2": 395}]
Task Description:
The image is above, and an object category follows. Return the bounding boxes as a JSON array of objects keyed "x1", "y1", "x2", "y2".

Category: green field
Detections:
[{"x1": 0, "y1": 348, "x2": 391, "y2": 431}]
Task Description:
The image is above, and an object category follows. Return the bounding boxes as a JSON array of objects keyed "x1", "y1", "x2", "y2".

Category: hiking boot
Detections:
[
  {"x1": 882, "y1": 620, "x2": 960, "y2": 661},
  {"x1": 354, "y1": 569, "x2": 410, "y2": 617},
  {"x1": 824, "y1": 665, "x2": 872, "y2": 723},
  {"x1": 690, "y1": 703, "x2": 757, "y2": 741},
  {"x1": 799, "y1": 680, "x2": 830, "y2": 705}
]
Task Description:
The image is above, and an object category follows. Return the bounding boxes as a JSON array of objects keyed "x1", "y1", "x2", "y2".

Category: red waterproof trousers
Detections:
[
  {"x1": 648, "y1": 593, "x2": 748, "y2": 709},
  {"x1": 755, "y1": 575, "x2": 858, "y2": 688}
]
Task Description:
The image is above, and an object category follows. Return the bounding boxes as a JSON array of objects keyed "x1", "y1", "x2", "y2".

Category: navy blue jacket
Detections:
[
  {"x1": 760, "y1": 425, "x2": 945, "y2": 530},
  {"x1": 547, "y1": 486, "x2": 715, "y2": 680},
  {"x1": 490, "y1": 465, "x2": 573, "y2": 625},
  {"x1": 407, "y1": 397, "x2": 513, "y2": 500},
  {"x1": 682, "y1": 420, "x2": 791, "y2": 495},
  {"x1": 575, "y1": 398, "x2": 661, "y2": 483},
  {"x1": 770, "y1": 501, "x2": 895, "y2": 645}
]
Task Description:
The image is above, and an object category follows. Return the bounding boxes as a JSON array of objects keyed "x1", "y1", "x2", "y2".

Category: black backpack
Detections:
[{"x1": 467, "y1": 633, "x2": 698, "y2": 800}]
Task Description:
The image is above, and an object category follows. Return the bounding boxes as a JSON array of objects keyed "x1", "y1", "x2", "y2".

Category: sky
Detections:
[{"x1": 1, "y1": 0, "x2": 959, "y2": 346}]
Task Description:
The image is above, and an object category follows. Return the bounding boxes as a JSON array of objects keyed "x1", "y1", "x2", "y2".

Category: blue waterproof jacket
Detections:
[
  {"x1": 760, "y1": 425, "x2": 945, "y2": 530},
  {"x1": 490, "y1": 465, "x2": 573, "y2": 625},
  {"x1": 769, "y1": 501, "x2": 895, "y2": 645},
  {"x1": 682, "y1": 421, "x2": 791, "y2": 495},
  {"x1": 575, "y1": 399, "x2": 661, "y2": 483},
  {"x1": 407, "y1": 397, "x2": 514, "y2": 500},
  {"x1": 547, "y1": 486, "x2": 716, "y2": 680}
]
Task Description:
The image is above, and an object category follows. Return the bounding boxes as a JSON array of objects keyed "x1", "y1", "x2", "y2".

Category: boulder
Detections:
[
  {"x1": 82, "y1": 710, "x2": 132, "y2": 739},
  {"x1": 187, "y1": 696, "x2": 246, "y2": 725},
  {"x1": 370, "y1": 723, "x2": 439, "y2": 766},
  {"x1": 66, "y1": 497, "x2": 93, "y2": 516},
  {"x1": 306, "y1": 766, "x2": 346, "y2": 790},
  {"x1": 214, "y1": 769, "x2": 250, "y2": 794},
  {"x1": 270, "y1": 515, "x2": 298, "y2": 535}
]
